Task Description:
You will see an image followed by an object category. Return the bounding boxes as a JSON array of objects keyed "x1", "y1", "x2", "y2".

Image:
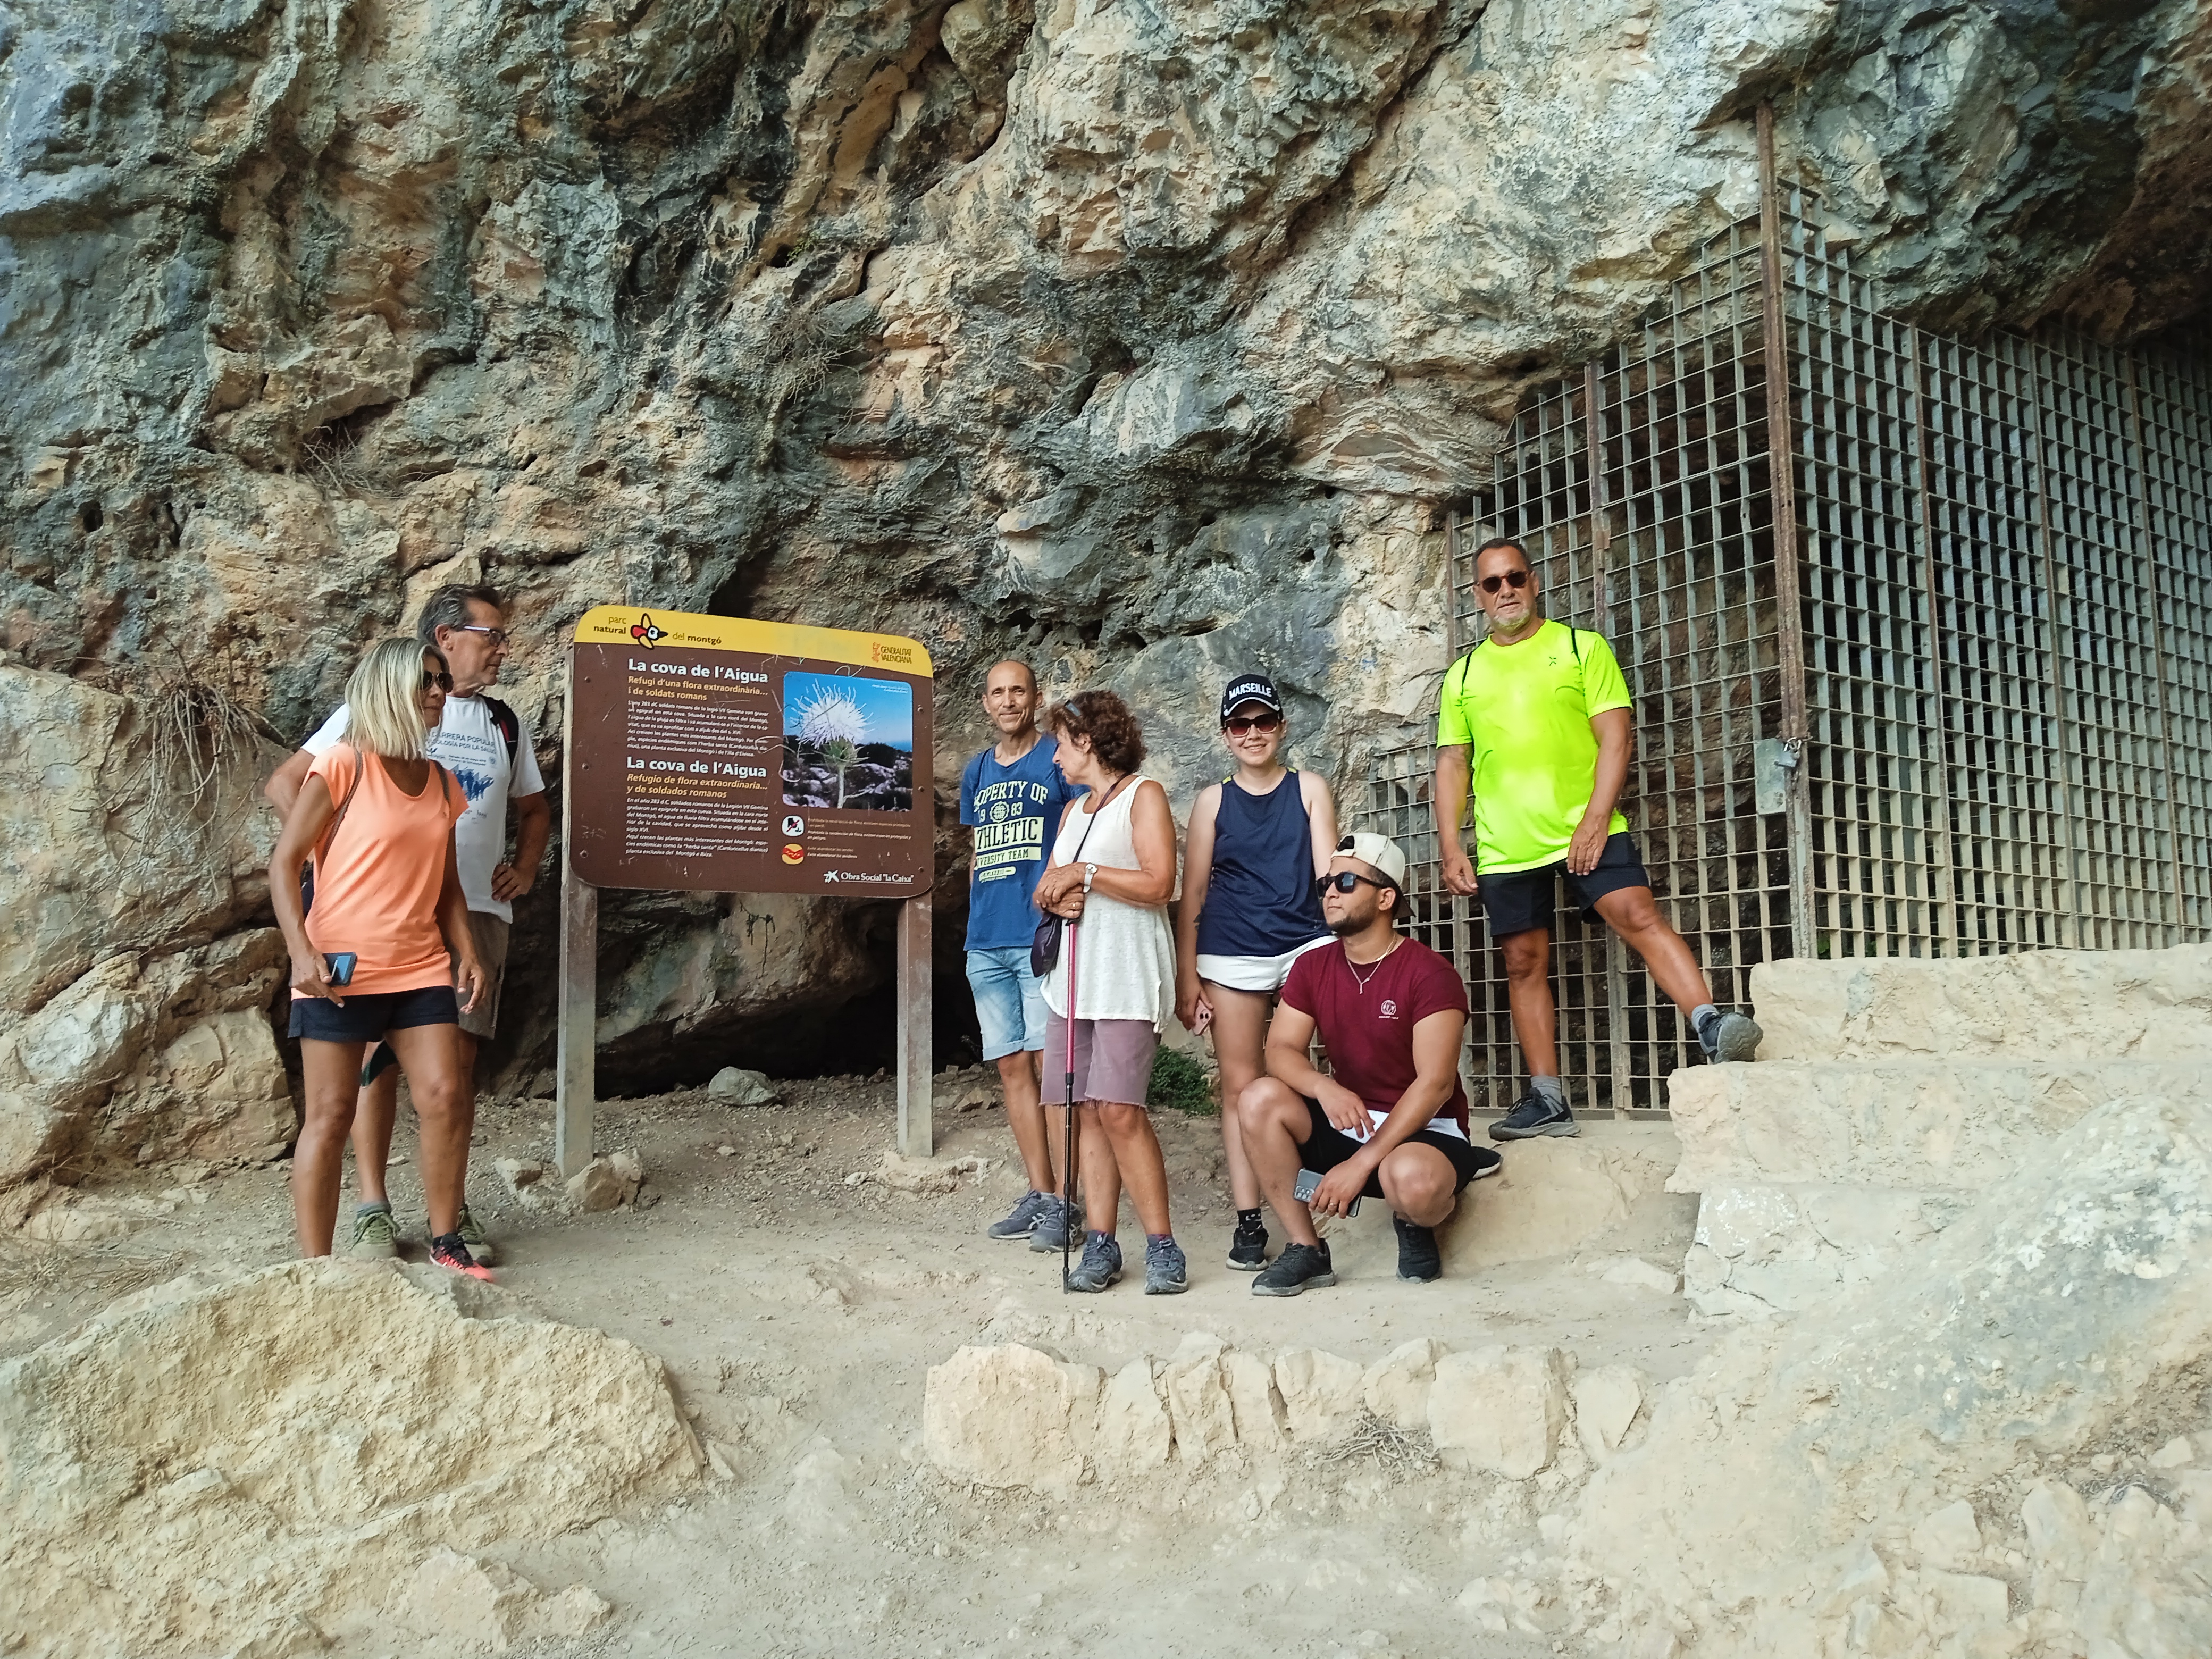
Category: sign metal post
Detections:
[{"x1": 555, "y1": 609, "x2": 935, "y2": 1167}]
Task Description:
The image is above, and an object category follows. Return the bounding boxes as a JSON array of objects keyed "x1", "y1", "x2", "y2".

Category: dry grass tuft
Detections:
[{"x1": 1314, "y1": 1410, "x2": 1441, "y2": 1479}]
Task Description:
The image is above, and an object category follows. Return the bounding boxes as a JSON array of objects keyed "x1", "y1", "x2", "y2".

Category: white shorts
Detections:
[{"x1": 1195, "y1": 936, "x2": 1333, "y2": 994}]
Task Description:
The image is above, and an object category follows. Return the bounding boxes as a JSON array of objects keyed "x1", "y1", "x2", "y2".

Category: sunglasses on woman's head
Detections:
[
  {"x1": 421, "y1": 669, "x2": 454, "y2": 692},
  {"x1": 1478, "y1": 568, "x2": 1531, "y2": 594},
  {"x1": 1224, "y1": 713, "x2": 1281, "y2": 735},
  {"x1": 1316, "y1": 869, "x2": 1390, "y2": 895}
]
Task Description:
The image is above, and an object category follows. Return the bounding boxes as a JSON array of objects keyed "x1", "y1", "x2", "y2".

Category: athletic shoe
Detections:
[
  {"x1": 988, "y1": 1189, "x2": 1051, "y2": 1241},
  {"x1": 1144, "y1": 1237, "x2": 1189, "y2": 1295},
  {"x1": 1250, "y1": 1240, "x2": 1336, "y2": 1297},
  {"x1": 456, "y1": 1204, "x2": 498, "y2": 1268},
  {"x1": 1063, "y1": 1232, "x2": 1122, "y2": 1293},
  {"x1": 1227, "y1": 1213, "x2": 1270, "y2": 1271},
  {"x1": 1467, "y1": 1144, "x2": 1504, "y2": 1180},
  {"x1": 428, "y1": 1233, "x2": 493, "y2": 1281},
  {"x1": 1394, "y1": 1215, "x2": 1442, "y2": 1283},
  {"x1": 349, "y1": 1206, "x2": 398, "y2": 1260},
  {"x1": 1028, "y1": 1193, "x2": 1079, "y2": 1253},
  {"x1": 1489, "y1": 1092, "x2": 1579, "y2": 1141},
  {"x1": 1698, "y1": 1009, "x2": 1765, "y2": 1063}
]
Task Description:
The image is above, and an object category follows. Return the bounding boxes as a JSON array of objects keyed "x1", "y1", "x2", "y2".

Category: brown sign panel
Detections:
[{"x1": 567, "y1": 606, "x2": 934, "y2": 898}]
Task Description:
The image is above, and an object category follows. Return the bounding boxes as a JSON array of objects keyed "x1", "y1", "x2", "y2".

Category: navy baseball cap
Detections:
[{"x1": 1219, "y1": 673, "x2": 1284, "y2": 725}]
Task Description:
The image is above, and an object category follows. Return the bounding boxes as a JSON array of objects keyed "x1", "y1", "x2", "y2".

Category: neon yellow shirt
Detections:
[{"x1": 1436, "y1": 619, "x2": 1633, "y2": 874}]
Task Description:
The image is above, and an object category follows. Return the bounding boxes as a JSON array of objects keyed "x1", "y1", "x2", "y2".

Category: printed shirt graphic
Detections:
[
  {"x1": 1280, "y1": 939, "x2": 1471, "y2": 1138},
  {"x1": 960, "y1": 736, "x2": 1080, "y2": 951},
  {"x1": 1435, "y1": 618, "x2": 1633, "y2": 874},
  {"x1": 306, "y1": 695, "x2": 546, "y2": 922}
]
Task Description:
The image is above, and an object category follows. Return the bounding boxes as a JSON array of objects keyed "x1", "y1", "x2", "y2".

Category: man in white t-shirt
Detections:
[{"x1": 265, "y1": 584, "x2": 550, "y2": 1264}]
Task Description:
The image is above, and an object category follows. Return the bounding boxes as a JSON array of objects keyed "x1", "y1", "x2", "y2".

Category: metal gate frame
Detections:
[{"x1": 1356, "y1": 107, "x2": 2212, "y2": 1118}]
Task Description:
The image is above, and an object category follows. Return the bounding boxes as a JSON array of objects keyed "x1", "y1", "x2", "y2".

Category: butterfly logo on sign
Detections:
[{"x1": 629, "y1": 613, "x2": 667, "y2": 648}]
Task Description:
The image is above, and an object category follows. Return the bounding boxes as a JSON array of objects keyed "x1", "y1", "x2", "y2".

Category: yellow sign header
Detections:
[{"x1": 573, "y1": 606, "x2": 932, "y2": 675}]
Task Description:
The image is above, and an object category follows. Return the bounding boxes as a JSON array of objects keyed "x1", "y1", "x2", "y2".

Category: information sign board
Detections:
[{"x1": 567, "y1": 606, "x2": 934, "y2": 898}]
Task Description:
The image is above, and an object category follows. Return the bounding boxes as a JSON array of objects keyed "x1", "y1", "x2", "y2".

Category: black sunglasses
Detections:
[
  {"x1": 1316, "y1": 870, "x2": 1391, "y2": 895},
  {"x1": 421, "y1": 669, "x2": 454, "y2": 692},
  {"x1": 1224, "y1": 712, "x2": 1281, "y2": 735},
  {"x1": 1478, "y1": 568, "x2": 1531, "y2": 594}
]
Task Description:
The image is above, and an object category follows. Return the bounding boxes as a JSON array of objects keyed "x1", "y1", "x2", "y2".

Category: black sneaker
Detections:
[
  {"x1": 1064, "y1": 1232, "x2": 1122, "y2": 1293},
  {"x1": 428, "y1": 1232, "x2": 492, "y2": 1281},
  {"x1": 1697, "y1": 1009, "x2": 1764, "y2": 1063},
  {"x1": 1488, "y1": 1092, "x2": 1578, "y2": 1141},
  {"x1": 1250, "y1": 1240, "x2": 1336, "y2": 1297},
  {"x1": 1468, "y1": 1144, "x2": 1504, "y2": 1180},
  {"x1": 1393, "y1": 1215, "x2": 1442, "y2": 1282},
  {"x1": 1227, "y1": 1214, "x2": 1269, "y2": 1271}
]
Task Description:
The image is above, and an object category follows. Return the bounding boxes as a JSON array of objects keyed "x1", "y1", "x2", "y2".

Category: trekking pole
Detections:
[{"x1": 1061, "y1": 916, "x2": 1080, "y2": 1294}]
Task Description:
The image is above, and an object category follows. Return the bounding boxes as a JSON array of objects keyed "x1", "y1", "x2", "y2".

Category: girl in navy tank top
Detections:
[{"x1": 1172, "y1": 673, "x2": 1339, "y2": 1273}]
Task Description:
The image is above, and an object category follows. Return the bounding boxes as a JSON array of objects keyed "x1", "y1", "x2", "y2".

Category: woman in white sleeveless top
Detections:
[{"x1": 1033, "y1": 690, "x2": 1187, "y2": 1295}]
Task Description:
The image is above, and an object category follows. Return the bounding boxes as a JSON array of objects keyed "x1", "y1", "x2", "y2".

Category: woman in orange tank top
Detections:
[{"x1": 271, "y1": 638, "x2": 490, "y2": 1277}]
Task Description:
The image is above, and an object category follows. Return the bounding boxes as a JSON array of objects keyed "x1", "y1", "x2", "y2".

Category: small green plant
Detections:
[{"x1": 1146, "y1": 1048, "x2": 1217, "y2": 1115}]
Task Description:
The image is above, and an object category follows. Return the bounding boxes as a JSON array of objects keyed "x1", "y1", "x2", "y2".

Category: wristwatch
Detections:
[{"x1": 1083, "y1": 863, "x2": 1098, "y2": 892}]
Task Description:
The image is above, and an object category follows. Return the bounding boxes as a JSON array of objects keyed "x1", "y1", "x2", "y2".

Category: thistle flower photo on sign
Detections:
[{"x1": 781, "y1": 671, "x2": 915, "y2": 812}]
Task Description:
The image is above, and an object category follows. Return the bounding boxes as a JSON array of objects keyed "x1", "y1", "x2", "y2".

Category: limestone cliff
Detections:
[{"x1": 2, "y1": 0, "x2": 2207, "y2": 1179}]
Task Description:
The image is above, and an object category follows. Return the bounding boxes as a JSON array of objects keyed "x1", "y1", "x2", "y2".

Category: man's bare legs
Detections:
[
  {"x1": 999, "y1": 1048, "x2": 1066, "y2": 1195},
  {"x1": 1590, "y1": 886, "x2": 1715, "y2": 1015}
]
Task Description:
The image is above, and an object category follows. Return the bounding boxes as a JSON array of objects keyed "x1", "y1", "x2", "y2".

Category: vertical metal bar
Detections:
[
  {"x1": 1446, "y1": 509, "x2": 1462, "y2": 663},
  {"x1": 1586, "y1": 361, "x2": 1613, "y2": 635},
  {"x1": 555, "y1": 643, "x2": 597, "y2": 1177},
  {"x1": 2027, "y1": 346, "x2": 2080, "y2": 946},
  {"x1": 896, "y1": 893, "x2": 934, "y2": 1157},
  {"x1": 1908, "y1": 324, "x2": 1956, "y2": 957},
  {"x1": 1757, "y1": 103, "x2": 1816, "y2": 959},
  {"x1": 2123, "y1": 353, "x2": 2189, "y2": 945}
]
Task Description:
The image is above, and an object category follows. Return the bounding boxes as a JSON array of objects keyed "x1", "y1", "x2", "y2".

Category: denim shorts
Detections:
[
  {"x1": 966, "y1": 946, "x2": 1048, "y2": 1060},
  {"x1": 289, "y1": 984, "x2": 459, "y2": 1043}
]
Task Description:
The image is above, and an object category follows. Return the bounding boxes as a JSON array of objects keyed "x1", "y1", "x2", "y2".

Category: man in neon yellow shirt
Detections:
[{"x1": 1433, "y1": 538, "x2": 1761, "y2": 1139}]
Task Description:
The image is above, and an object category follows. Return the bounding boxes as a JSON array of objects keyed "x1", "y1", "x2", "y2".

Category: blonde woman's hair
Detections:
[{"x1": 343, "y1": 638, "x2": 446, "y2": 759}]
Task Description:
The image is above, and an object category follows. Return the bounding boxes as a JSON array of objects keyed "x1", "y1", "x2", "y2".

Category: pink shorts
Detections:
[{"x1": 1038, "y1": 1013, "x2": 1160, "y2": 1108}]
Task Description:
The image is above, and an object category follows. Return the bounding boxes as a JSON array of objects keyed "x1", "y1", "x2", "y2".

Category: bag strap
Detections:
[
  {"x1": 1066, "y1": 773, "x2": 1134, "y2": 865},
  {"x1": 315, "y1": 744, "x2": 367, "y2": 870},
  {"x1": 481, "y1": 694, "x2": 520, "y2": 760}
]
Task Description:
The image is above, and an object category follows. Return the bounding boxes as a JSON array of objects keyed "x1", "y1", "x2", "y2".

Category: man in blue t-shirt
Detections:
[{"x1": 962, "y1": 659, "x2": 1082, "y2": 1251}]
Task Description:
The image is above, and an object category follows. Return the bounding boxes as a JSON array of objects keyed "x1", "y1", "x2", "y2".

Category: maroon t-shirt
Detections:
[{"x1": 1279, "y1": 937, "x2": 1471, "y2": 1136}]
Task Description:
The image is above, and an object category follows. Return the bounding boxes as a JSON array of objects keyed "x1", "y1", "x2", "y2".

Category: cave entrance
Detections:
[{"x1": 1356, "y1": 123, "x2": 2212, "y2": 1118}]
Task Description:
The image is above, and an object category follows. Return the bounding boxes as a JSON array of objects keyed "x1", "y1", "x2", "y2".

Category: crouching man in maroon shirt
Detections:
[{"x1": 1237, "y1": 832, "x2": 1501, "y2": 1293}]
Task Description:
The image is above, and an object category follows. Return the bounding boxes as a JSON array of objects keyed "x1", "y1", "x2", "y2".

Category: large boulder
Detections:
[{"x1": 0, "y1": 1260, "x2": 701, "y2": 1656}]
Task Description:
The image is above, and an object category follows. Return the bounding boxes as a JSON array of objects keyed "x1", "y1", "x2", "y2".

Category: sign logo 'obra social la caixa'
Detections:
[{"x1": 567, "y1": 606, "x2": 935, "y2": 899}]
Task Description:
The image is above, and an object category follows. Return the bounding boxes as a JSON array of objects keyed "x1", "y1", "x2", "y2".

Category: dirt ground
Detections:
[{"x1": 0, "y1": 1074, "x2": 1713, "y2": 1659}]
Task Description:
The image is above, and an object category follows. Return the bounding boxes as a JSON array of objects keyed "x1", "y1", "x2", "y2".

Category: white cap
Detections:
[{"x1": 1336, "y1": 832, "x2": 1408, "y2": 889}]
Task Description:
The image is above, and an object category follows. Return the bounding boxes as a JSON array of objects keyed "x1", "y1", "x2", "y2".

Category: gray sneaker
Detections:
[
  {"x1": 349, "y1": 1205, "x2": 398, "y2": 1260},
  {"x1": 1699, "y1": 1009, "x2": 1764, "y2": 1063},
  {"x1": 1144, "y1": 1237, "x2": 1188, "y2": 1295},
  {"x1": 1063, "y1": 1233, "x2": 1122, "y2": 1293},
  {"x1": 1027, "y1": 1193, "x2": 1079, "y2": 1253},
  {"x1": 1251, "y1": 1239, "x2": 1336, "y2": 1297},
  {"x1": 988, "y1": 1189, "x2": 1051, "y2": 1241},
  {"x1": 456, "y1": 1203, "x2": 498, "y2": 1268}
]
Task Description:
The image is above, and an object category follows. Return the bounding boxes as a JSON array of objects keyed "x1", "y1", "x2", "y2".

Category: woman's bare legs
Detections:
[
  {"x1": 1093, "y1": 1101, "x2": 1172, "y2": 1236},
  {"x1": 1204, "y1": 983, "x2": 1273, "y2": 1211},
  {"x1": 383, "y1": 1022, "x2": 472, "y2": 1238},
  {"x1": 292, "y1": 1038, "x2": 370, "y2": 1255}
]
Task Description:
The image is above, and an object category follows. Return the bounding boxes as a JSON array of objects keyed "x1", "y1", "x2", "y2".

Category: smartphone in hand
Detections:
[
  {"x1": 1294, "y1": 1166, "x2": 1361, "y2": 1217},
  {"x1": 324, "y1": 952, "x2": 357, "y2": 987}
]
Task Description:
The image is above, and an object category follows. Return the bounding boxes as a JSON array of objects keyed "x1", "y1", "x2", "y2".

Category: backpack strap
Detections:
[
  {"x1": 1566, "y1": 626, "x2": 1583, "y2": 665},
  {"x1": 481, "y1": 694, "x2": 520, "y2": 760},
  {"x1": 314, "y1": 744, "x2": 367, "y2": 871},
  {"x1": 1444, "y1": 648, "x2": 1479, "y2": 705},
  {"x1": 432, "y1": 759, "x2": 456, "y2": 811}
]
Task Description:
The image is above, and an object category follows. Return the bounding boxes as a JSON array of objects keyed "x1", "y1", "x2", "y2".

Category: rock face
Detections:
[
  {"x1": 0, "y1": 1259, "x2": 701, "y2": 1656},
  {"x1": 1669, "y1": 945, "x2": 2212, "y2": 1317},
  {"x1": 2, "y1": 0, "x2": 2208, "y2": 1146}
]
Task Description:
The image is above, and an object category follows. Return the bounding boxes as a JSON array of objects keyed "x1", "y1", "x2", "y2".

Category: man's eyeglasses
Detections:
[
  {"x1": 454, "y1": 625, "x2": 510, "y2": 647},
  {"x1": 1316, "y1": 869, "x2": 1390, "y2": 895},
  {"x1": 1478, "y1": 568, "x2": 1531, "y2": 595},
  {"x1": 1224, "y1": 713, "x2": 1282, "y2": 735},
  {"x1": 422, "y1": 669, "x2": 454, "y2": 692}
]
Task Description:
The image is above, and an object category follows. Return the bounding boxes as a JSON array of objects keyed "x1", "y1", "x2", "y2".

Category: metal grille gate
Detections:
[{"x1": 1354, "y1": 148, "x2": 2212, "y2": 1119}]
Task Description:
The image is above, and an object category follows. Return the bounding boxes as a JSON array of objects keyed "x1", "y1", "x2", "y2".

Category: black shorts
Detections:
[
  {"x1": 289, "y1": 984, "x2": 458, "y2": 1043},
  {"x1": 1296, "y1": 1097, "x2": 1500, "y2": 1196},
  {"x1": 1479, "y1": 832, "x2": 1652, "y2": 938}
]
